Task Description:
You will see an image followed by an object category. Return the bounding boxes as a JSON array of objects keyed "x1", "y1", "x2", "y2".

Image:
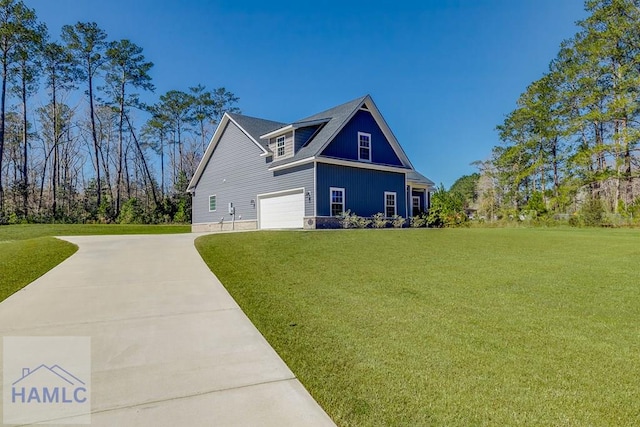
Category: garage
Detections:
[{"x1": 258, "y1": 189, "x2": 305, "y2": 229}]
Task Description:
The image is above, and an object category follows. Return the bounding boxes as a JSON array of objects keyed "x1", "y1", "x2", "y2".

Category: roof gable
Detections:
[
  {"x1": 187, "y1": 113, "x2": 284, "y2": 191},
  {"x1": 320, "y1": 109, "x2": 404, "y2": 166},
  {"x1": 268, "y1": 95, "x2": 414, "y2": 170}
]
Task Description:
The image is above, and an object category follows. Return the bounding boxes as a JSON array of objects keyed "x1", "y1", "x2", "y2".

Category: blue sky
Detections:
[{"x1": 27, "y1": 0, "x2": 586, "y2": 188}]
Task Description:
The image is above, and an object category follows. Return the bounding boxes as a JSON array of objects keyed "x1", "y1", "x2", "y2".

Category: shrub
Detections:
[
  {"x1": 581, "y1": 196, "x2": 604, "y2": 227},
  {"x1": 391, "y1": 214, "x2": 405, "y2": 228},
  {"x1": 526, "y1": 191, "x2": 547, "y2": 216},
  {"x1": 426, "y1": 185, "x2": 467, "y2": 227},
  {"x1": 337, "y1": 210, "x2": 354, "y2": 228},
  {"x1": 7, "y1": 211, "x2": 21, "y2": 225},
  {"x1": 372, "y1": 213, "x2": 388, "y2": 228},
  {"x1": 568, "y1": 213, "x2": 581, "y2": 227},
  {"x1": 628, "y1": 198, "x2": 640, "y2": 223},
  {"x1": 118, "y1": 198, "x2": 144, "y2": 224},
  {"x1": 410, "y1": 214, "x2": 427, "y2": 228},
  {"x1": 173, "y1": 199, "x2": 189, "y2": 223},
  {"x1": 352, "y1": 215, "x2": 371, "y2": 228},
  {"x1": 336, "y1": 211, "x2": 373, "y2": 228}
]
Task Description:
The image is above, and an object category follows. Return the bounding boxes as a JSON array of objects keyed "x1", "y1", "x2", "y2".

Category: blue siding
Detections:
[
  {"x1": 320, "y1": 110, "x2": 403, "y2": 166},
  {"x1": 192, "y1": 121, "x2": 314, "y2": 224},
  {"x1": 316, "y1": 163, "x2": 406, "y2": 217},
  {"x1": 294, "y1": 125, "x2": 320, "y2": 152},
  {"x1": 411, "y1": 189, "x2": 427, "y2": 215}
]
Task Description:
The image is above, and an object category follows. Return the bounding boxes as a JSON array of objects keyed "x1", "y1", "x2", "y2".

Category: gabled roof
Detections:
[
  {"x1": 267, "y1": 95, "x2": 414, "y2": 170},
  {"x1": 188, "y1": 95, "x2": 430, "y2": 193},
  {"x1": 187, "y1": 113, "x2": 285, "y2": 191},
  {"x1": 228, "y1": 113, "x2": 285, "y2": 150}
]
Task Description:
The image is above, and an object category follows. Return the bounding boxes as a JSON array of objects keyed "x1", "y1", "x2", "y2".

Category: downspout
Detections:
[
  {"x1": 313, "y1": 161, "x2": 317, "y2": 217},
  {"x1": 405, "y1": 173, "x2": 409, "y2": 218}
]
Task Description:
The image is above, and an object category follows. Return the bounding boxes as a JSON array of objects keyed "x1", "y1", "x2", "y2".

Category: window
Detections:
[
  {"x1": 276, "y1": 136, "x2": 286, "y2": 157},
  {"x1": 412, "y1": 196, "x2": 421, "y2": 216},
  {"x1": 385, "y1": 192, "x2": 397, "y2": 217},
  {"x1": 330, "y1": 187, "x2": 345, "y2": 216},
  {"x1": 209, "y1": 195, "x2": 217, "y2": 212},
  {"x1": 358, "y1": 132, "x2": 371, "y2": 162}
]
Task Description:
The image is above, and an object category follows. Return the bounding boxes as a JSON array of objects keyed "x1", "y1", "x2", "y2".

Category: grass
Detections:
[
  {"x1": 0, "y1": 237, "x2": 78, "y2": 302},
  {"x1": 0, "y1": 223, "x2": 190, "y2": 302},
  {"x1": 0, "y1": 223, "x2": 190, "y2": 241},
  {"x1": 196, "y1": 228, "x2": 640, "y2": 426}
]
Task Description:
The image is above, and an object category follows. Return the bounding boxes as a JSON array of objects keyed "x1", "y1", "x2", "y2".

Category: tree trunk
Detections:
[
  {"x1": 21, "y1": 68, "x2": 28, "y2": 216},
  {"x1": 160, "y1": 132, "x2": 165, "y2": 196},
  {"x1": 52, "y1": 128, "x2": 58, "y2": 217},
  {"x1": 624, "y1": 141, "x2": 633, "y2": 206},
  {"x1": 116, "y1": 76, "x2": 125, "y2": 217},
  {"x1": 552, "y1": 137, "x2": 559, "y2": 200},
  {"x1": 52, "y1": 84, "x2": 58, "y2": 218},
  {"x1": 98, "y1": 141, "x2": 112, "y2": 206},
  {"x1": 593, "y1": 121, "x2": 604, "y2": 197},
  {"x1": 614, "y1": 120, "x2": 621, "y2": 211},
  {"x1": 124, "y1": 112, "x2": 158, "y2": 207},
  {"x1": 88, "y1": 68, "x2": 102, "y2": 208},
  {"x1": 177, "y1": 125, "x2": 183, "y2": 181},
  {"x1": 0, "y1": 54, "x2": 8, "y2": 212},
  {"x1": 200, "y1": 119, "x2": 206, "y2": 154},
  {"x1": 124, "y1": 142, "x2": 131, "y2": 199}
]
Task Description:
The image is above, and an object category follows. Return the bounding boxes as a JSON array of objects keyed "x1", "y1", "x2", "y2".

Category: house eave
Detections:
[
  {"x1": 268, "y1": 156, "x2": 412, "y2": 174},
  {"x1": 259, "y1": 118, "x2": 330, "y2": 140},
  {"x1": 317, "y1": 157, "x2": 412, "y2": 174},
  {"x1": 268, "y1": 157, "x2": 316, "y2": 171},
  {"x1": 407, "y1": 182, "x2": 434, "y2": 189},
  {"x1": 260, "y1": 124, "x2": 294, "y2": 139}
]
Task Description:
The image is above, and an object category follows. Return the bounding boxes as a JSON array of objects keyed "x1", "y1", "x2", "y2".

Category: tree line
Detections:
[
  {"x1": 473, "y1": 0, "x2": 640, "y2": 226},
  {"x1": 0, "y1": 0, "x2": 239, "y2": 224}
]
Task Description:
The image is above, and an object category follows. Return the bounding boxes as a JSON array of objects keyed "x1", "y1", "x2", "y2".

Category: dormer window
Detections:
[
  {"x1": 358, "y1": 132, "x2": 371, "y2": 162},
  {"x1": 276, "y1": 136, "x2": 286, "y2": 157}
]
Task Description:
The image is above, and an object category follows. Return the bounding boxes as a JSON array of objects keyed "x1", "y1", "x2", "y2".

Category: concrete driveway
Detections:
[{"x1": 0, "y1": 233, "x2": 335, "y2": 426}]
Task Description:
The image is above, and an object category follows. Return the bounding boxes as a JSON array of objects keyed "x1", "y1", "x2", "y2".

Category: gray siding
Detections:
[{"x1": 193, "y1": 122, "x2": 314, "y2": 224}]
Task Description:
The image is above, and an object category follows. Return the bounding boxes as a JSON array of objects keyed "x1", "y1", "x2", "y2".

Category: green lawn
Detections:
[
  {"x1": 0, "y1": 223, "x2": 190, "y2": 241},
  {"x1": 0, "y1": 224, "x2": 190, "y2": 302},
  {"x1": 196, "y1": 228, "x2": 640, "y2": 426}
]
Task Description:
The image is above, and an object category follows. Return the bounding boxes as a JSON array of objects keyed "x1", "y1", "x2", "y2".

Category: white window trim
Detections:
[
  {"x1": 384, "y1": 191, "x2": 397, "y2": 217},
  {"x1": 358, "y1": 132, "x2": 371, "y2": 162},
  {"x1": 276, "y1": 135, "x2": 286, "y2": 158},
  {"x1": 209, "y1": 194, "x2": 217, "y2": 212},
  {"x1": 413, "y1": 195, "x2": 421, "y2": 211},
  {"x1": 330, "y1": 187, "x2": 345, "y2": 216}
]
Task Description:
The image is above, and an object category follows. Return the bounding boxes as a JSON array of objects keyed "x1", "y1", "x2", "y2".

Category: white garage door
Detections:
[{"x1": 259, "y1": 189, "x2": 305, "y2": 229}]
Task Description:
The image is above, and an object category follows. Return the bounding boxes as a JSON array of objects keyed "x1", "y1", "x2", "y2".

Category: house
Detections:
[{"x1": 187, "y1": 95, "x2": 434, "y2": 231}]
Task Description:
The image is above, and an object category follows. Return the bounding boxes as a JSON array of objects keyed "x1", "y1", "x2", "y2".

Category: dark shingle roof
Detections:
[{"x1": 228, "y1": 113, "x2": 285, "y2": 150}]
